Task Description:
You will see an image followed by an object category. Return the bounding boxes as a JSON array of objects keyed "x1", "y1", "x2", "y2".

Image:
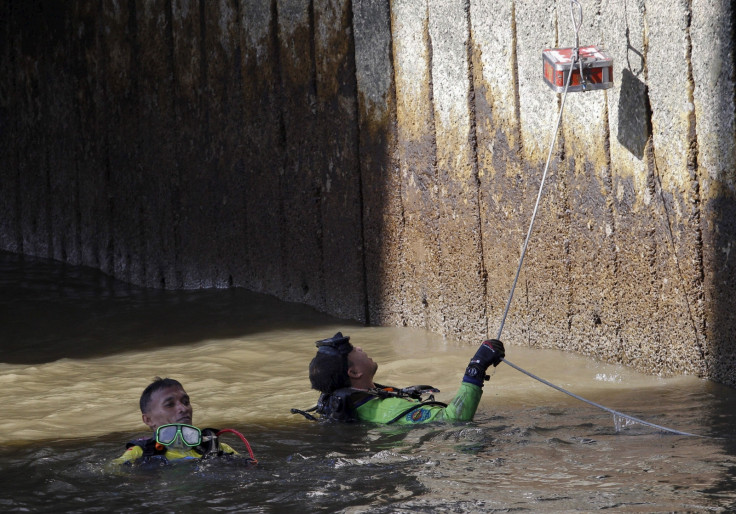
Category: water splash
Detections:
[{"x1": 613, "y1": 413, "x2": 636, "y2": 432}]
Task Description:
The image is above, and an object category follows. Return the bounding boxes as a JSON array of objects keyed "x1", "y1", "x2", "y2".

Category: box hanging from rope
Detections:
[{"x1": 542, "y1": 45, "x2": 613, "y2": 93}]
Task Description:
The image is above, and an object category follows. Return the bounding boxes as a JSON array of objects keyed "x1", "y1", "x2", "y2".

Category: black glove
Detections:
[{"x1": 463, "y1": 339, "x2": 505, "y2": 386}]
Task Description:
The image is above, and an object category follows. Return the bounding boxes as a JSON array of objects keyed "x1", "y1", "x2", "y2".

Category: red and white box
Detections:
[{"x1": 542, "y1": 45, "x2": 613, "y2": 93}]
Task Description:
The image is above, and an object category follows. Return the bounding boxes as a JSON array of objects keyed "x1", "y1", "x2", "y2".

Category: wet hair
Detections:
[
  {"x1": 139, "y1": 377, "x2": 184, "y2": 413},
  {"x1": 309, "y1": 352, "x2": 352, "y2": 393}
]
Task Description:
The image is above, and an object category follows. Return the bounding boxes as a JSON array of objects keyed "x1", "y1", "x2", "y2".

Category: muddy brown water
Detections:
[{"x1": 1, "y1": 251, "x2": 735, "y2": 512}]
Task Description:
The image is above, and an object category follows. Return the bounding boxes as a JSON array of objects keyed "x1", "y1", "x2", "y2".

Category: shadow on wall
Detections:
[
  {"x1": 708, "y1": 1, "x2": 736, "y2": 388},
  {"x1": 616, "y1": 21, "x2": 651, "y2": 160},
  {"x1": 710, "y1": 198, "x2": 736, "y2": 386},
  {"x1": 0, "y1": 251, "x2": 352, "y2": 365},
  {"x1": 617, "y1": 68, "x2": 651, "y2": 160}
]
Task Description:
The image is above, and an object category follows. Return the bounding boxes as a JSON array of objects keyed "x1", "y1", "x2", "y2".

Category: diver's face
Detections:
[
  {"x1": 348, "y1": 346, "x2": 378, "y2": 381},
  {"x1": 142, "y1": 386, "x2": 193, "y2": 431}
]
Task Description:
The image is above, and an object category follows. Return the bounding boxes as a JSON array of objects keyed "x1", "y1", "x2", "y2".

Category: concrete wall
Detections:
[{"x1": 1, "y1": 0, "x2": 734, "y2": 385}]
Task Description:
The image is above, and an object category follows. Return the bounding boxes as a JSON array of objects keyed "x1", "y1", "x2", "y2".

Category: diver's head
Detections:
[
  {"x1": 309, "y1": 332, "x2": 353, "y2": 393},
  {"x1": 309, "y1": 333, "x2": 378, "y2": 392},
  {"x1": 140, "y1": 377, "x2": 193, "y2": 431}
]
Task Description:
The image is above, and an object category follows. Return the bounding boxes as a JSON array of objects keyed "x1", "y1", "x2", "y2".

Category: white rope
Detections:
[
  {"x1": 493, "y1": 0, "x2": 709, "y2": 438},
  {"x1": 501, "y1": 358, "x2": 708, "y2": 437},
  {"x1": 495, "y1": 25, "x2": 574, "y2": 341}
]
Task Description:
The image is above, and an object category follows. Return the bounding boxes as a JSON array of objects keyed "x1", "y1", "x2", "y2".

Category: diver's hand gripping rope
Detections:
[{"x1": 493, "y1": 0, "x2": 709, "y2": 438}]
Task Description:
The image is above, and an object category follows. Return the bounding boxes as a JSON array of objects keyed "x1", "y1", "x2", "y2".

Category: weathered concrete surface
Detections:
[
  {"x1": 554, "y1": 0, "x2": 620, "y2": 363},
  {"x1": 353, "y1": 0, "x2": 403, "y2": 326},
  {"x1": 1, "y1": 0, "x2": 735, "y2": 386},
  {"x1": 239, "y1": 0, "x2": 285, "y2": 295},
  {"x1": 469, "y1": 0, "x2": 522, "y2": 343},
  {"x1": 0, "y1": 0, "x2": 18, "y2": 254},
  {"x1": 512, "y1": 0, "x2": 571, "y2": 350},
  {"x1": 277, "y1": 0, "x2": 325, "y2": 308},
  {"x1": 391, "y1": 0, "x2": 443, "y2": 332},
  {"x1": 599, "y1": 0, "x2": 653, "y2": 371},
  {"x1": 644, "y1": 0, "x2": 705, "y2": 375},
  {"x1": 428, "y1": 0, "x2": 486, "y2": 340},
  {"x1": 314, "y1": 0, "x2": 365, "y2": 321},
  {"x1": 691, "y1": 0, "x2": 736, "y2": 384}
]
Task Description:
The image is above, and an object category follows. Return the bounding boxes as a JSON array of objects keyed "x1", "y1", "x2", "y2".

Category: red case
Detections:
[{"x1": 542, "y1": 45, "x2": 613, "y2": 93}]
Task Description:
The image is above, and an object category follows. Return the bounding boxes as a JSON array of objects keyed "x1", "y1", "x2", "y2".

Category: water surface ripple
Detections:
[{"x1": 1, "y1": 251, "x2": 735, "y2": 512}]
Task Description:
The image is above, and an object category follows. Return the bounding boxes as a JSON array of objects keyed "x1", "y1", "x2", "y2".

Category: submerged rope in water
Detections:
[
  {"x1": 494, "y1": 0, "x2": 709, "y2": 439},
  {"x1": 501, "y1": 358, "x2": 708, "y2": 437}
]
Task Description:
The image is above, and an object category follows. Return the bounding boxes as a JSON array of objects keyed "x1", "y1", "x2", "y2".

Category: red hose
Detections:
[{"x1": 217, "y1": 428, "x2": 258, "y2": 463}]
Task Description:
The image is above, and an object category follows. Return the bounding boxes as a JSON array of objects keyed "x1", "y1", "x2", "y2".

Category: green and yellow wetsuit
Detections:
[
  {"x1": 297, "y1": 339, "x2": 504, "y2": 424},
  {"x1": 353, "y1": 381, "x2": 482, "y2": 425}
]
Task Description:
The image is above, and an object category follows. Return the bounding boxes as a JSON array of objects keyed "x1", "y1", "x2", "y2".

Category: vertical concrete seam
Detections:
[
  {"x1": 465, "y1": 0, "x2": 488, "y2": 335},
  {"x1": 510, "y1": 0, "x2": 522, "y2": 154},
  {"x1": 425, "y1": 1, "x2": 441, "y2": 331},
  {"x1": 232, "y1": 0, "x2": 246, "y2": 291},
  {"x1": 594, "y1": 0, "x2": 623, "y2": 352},
  {"x1": 71, "y1": 12, "x2": 83, "y2": 266},
  {"x1": 129, "y1": 0, "x2": 140, "y2": 97},
  {"x1": 94, "y1": 37, "x2": 105, "y2": 271},
  {"x1": 387, "y1": 0, "x2": 408, "y2": 327},
  {"x1": 104, "y1": 128, "x2": 115, "y2": 278},
  {"x1": 647, "y1": 2, "x2": 705, "y2": 371},
  {"x1": 10, "y1": 6, "x2": 22, "y2": 253},
  {"x1": 74, "y1": 156, "x2": 82, "y2": 265},
  {"x1": 164, "y1": 0, "x2": 181, "y2": 287},
  {"x1": 307, "y1": 0, "x2": 325, "y2": 307},
  {"x1": 39, "y1": 35, "x2": 53, "y2": 260},
  {"x1": 198, "y1": 0, "x2": 208, "y2": 111},
  {"x1": 683, "y1": 0, "x2": 707, "y2": 366},
  {"x1": 128, "y1": 0, "x2": 142, "y2": 284},
  {"x1": 99, "y1": 2, "x2": 114, "y2": 277},
  {"x1": 600, "y1": 90, "x2": 623, "y2": 348},
  {"x1": 551, "y1": 2, "x2": 574, "y2": 343},
  {"x1": 10, "y1": 3, "x2": 25, "y2": 254},
  {"x1": 199, "y1": 0, "x2": 212, "y2": 286},
  {"x1": 44, "y1": 143, "x2": 52, "y2": 259},
  {"x1": 733, "y1": 1, "x2": 736, "y2": 157},
  {"x1": 14, "y1": 153, "x2": 22, "y2": 252},
  {"x1": 346, "y1": 0, "x2": 370, "y2": 324},
  {"x1": 273, "y1": 0, "x2": 290, "y2": 298},
  {"x1": 273, "y1": 0, "x2": 287, "y2": 153},
  {"x1": 308, "y1": 0, "x2": 318, "y2": 100},
  {"x1": 639, "y1": 1, "x2": 663, "y2": 362}
]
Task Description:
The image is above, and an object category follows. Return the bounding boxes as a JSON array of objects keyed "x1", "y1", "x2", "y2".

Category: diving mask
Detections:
[
  {"x1": 155, "y1": 423, "x2": 202, "y2": 447},
  {"x1": 315, "y1": 332, "x2": 353, "y2": 356}
]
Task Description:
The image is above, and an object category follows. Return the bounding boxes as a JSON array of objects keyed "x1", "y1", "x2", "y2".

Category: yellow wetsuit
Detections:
[{"x1": 111, "y1": 441, "x2": 237, "y2": 466}]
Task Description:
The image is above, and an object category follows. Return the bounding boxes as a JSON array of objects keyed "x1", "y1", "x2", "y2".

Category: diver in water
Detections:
[
  {"x1": 111, "y1": 377, "x2": 243, "y2": 466},
  {"x1": 293, "y1": 333, "x2": 504, "y2": 424}
]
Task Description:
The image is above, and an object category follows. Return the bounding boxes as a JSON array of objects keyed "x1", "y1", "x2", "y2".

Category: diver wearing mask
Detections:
[
  {"x1": 294, "y1": 333, "x2": 504, "y2": 424},
  {"x1": 111, "y1": 377, "x2": 240, "y2": 466}
]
